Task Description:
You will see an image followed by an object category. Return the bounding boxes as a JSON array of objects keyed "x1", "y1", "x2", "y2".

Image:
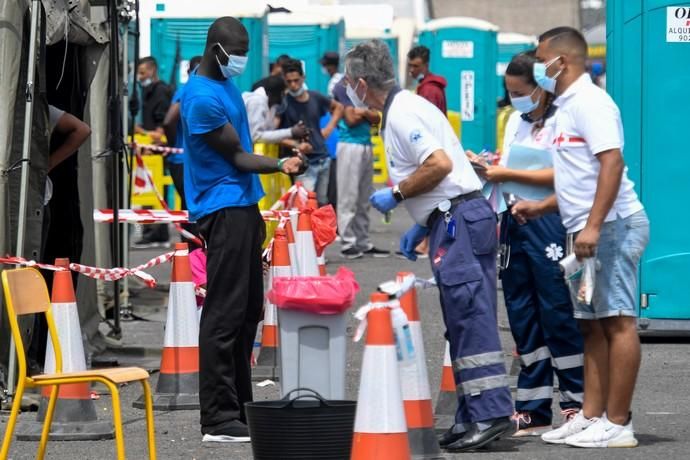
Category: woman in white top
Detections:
[{"x1": 477, "y1": 52, "x2": 584, "y2": 437}]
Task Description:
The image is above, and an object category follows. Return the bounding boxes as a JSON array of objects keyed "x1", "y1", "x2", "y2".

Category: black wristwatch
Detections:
[{"x1": 392, "y1": 184, "x2": 405, "y2": 202}]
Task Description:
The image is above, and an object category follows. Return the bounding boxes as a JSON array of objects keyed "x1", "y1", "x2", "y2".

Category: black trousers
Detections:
[
  {"x1": 166, "y1": 161, "x2": 201, "y2": 249},
  {"x1": 197, "y1": 205, "x2": 265, "y2": 430}
]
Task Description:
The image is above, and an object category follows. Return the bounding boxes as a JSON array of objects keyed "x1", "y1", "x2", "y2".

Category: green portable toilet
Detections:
[
  {"x1": 496, "y1": 33, "x2": 537, "y2": 100},
  {"x1": 345, "y1": 28, "x2": 400, "y2": 80},
  {"x1": 607, "y1": 0, "x2": 690, "y2": 334},
  {"x1": 142, "y1": 0, "x2": 268, "y2": 92},
  {"x1": 268, "y1": 12, "x2": 345, "y2": 95},
  {"x1": 418, "y1": 18, "x2": 499, "y2": 152}
]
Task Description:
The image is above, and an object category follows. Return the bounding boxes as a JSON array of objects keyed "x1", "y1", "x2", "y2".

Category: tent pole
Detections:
[
  {"x1": 121, "y1": 12, "x2": 131, "y2": 320},
  {"x1": 108, "y1": 0, "x2": 122, "y2": 335},
  {"x1": 7, "y1": 0, "x2": 41, "y2": 401}
]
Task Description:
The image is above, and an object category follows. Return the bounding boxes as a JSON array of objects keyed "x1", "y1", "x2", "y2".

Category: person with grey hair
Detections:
[{"x1": 348, "y1": 40, "x2": 514, "y2": 452}]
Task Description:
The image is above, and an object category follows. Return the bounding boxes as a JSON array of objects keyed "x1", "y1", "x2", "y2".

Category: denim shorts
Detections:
[{"x1": 566, "y1": 210, "x2": 650, "y2": 320}]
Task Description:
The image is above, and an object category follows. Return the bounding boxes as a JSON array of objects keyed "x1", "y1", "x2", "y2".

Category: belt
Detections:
[{"x1": 426, "y1": 190, "x2": 484, "y2": 228}]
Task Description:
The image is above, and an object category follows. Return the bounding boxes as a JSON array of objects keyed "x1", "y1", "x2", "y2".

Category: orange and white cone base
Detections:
[
  {"x1": 396, "y1": 274, "x2": 443, "y2": 458},
  {"x1": 434, "y1": 341, "x2": 458, "y2": 428},
  {"x1": 135, "y1": 243, "x2": 199, "y2": 410},
  {"x1": 351, "y1": 293, "x2": 411, "y2": 460},
  {"x1": 17, "y1": 258, "x2": 113, "y2": 441},
  {"x1": 254, "y1": 228, "x2": 291, "y2": 381}
]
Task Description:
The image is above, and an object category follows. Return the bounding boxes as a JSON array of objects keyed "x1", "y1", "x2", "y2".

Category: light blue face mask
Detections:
[
  {"x1": 510, "y1": 86, "x2": 541, "y2": 114},
  {"x1": 216, "y1": 43, "x2": 248, "y2": 78},
  {"x1": 140, "y1": 78, "x2": 152, "y2": 88},
  {"x1": 533, "y1": 56, "x2": 563, "y2": 94},
  {"x1": 345, "y1": 80, "x2": 368, "y2": 109}
]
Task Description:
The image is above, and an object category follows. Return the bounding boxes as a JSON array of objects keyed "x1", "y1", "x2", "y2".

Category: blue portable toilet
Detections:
[
  {"x1": 268, "y1": 12, "x2": 345, "y2": 95},
  {"x1": 418, "y1": 18, "x2": 499, "y2": 152},
  {"x1": 607, "y1": 0, "x2": 690, "y2": 334},
  {"x1": 496, "y1": 33, "x2": 537, "y2": 100},
  {"x1": 345, "y1": 28, "x2": 400, "y2": 80},
  {"x1": 141, "y1": 1, "x2": 268, "y2": 92}
]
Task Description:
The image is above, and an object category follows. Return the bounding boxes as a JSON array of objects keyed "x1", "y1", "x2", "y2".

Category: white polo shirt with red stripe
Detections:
[{"x1": 551, "y1": 73, "x2": 643, "y2": 233}]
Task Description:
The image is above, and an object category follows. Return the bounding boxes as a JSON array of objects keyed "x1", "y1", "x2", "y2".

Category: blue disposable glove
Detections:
[
  {"x1": 400, "y1": 224, "x2": 430, "y2": 261},
  {"x1": 369, "y1": 188, "x2": 398, "y2": 213}
]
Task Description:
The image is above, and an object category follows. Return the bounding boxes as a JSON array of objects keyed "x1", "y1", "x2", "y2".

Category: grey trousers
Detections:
[{"x1": 336, "y1": 142, "x2": 374, "y2": 251}]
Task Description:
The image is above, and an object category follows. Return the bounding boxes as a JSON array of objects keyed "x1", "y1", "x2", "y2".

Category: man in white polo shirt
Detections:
[
  {"x1": 513, "y1": 27, "x2": 650, "y2": 449},
  {"x1": 345, "y1": 39, "x2": 515, "y2": 452}
]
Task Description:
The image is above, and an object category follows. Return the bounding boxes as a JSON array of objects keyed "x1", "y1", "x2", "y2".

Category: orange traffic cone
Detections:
[
  {"x1": 134, "y1": 243, "x2": 199, "y2": 410},
  {"x1": 434, "y1": 341, "x2": 458, "y2": 429},
  {"x1": 351, "y1": 292, "x2": 411, "y2": 460},
  {"x1": 305, "y1": 192, "x2": 327, "y2": 275},
  {"x1": 16, "y1": 259, "x2": 114, "y2": 441},
  {"x1": 253, "y1": 228, "x2": 291, "y2": 381},
  {"x1": 296, "y1": 209, "x2": 319, "y2": 276},
  {"x1": 285, "y1": 218, "x2": 300, "y2": 276},
  {"x1": 291, "y1": 182, "x2": 306, "y2": 210},
  {"x1": 307, "y1": 191, "x2": 318, "y2": 209},
  {"x1": 396, "y1": 273, "x2": 443, "y2": 459}
]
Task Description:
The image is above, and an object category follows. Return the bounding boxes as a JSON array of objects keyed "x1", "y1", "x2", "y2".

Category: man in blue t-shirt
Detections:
[
  {"x1": 179, "y1": 17, "x2": 305, "y2": 444},
  {"x1": 163, "y1": 55, "x2": 202, "y2": 247},
  {"x1": 332, "y1": 80, "x2": 390, "y2": 259},
  {"x1": 279, "y1": 58, "x2": 343, "y2": 206}
]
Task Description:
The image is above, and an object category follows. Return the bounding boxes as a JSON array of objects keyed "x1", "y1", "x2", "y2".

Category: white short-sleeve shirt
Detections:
[
  {"x1": 382, "y1": 90, "x2": 482, "y2": 225},
  {"x1": 500, "y1": 110, "x2": 556, "y2": 167},
  {"x1": 551, "y1": 74, "x2": 643, "y2": 233}
]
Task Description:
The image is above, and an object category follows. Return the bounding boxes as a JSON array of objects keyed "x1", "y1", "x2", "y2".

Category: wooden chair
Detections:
[{"x1": 0, "y1": 267, "x2": 157, "y2": 460}]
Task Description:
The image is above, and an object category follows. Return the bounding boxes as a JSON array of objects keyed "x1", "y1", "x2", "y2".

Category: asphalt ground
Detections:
[{"x1": 2, "y1": 208, "x2": 689, "y2": 459}]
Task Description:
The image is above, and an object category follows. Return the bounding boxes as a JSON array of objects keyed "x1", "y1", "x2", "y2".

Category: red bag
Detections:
[
  {"x1": 310, "y1": 205, "x2": 337, "y2": 254},
  {"x1": 267, "y1": 267, "x2": 360, "y2": 315}
]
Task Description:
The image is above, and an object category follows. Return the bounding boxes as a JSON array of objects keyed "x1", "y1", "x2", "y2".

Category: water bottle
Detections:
[{"x1": 391, "y1": 307, "x2": 415, "y2": 363}]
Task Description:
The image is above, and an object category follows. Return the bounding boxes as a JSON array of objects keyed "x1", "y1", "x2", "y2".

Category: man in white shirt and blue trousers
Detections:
[{"x1": 343, "y1": 39, "x2": 515, "y2": 453}]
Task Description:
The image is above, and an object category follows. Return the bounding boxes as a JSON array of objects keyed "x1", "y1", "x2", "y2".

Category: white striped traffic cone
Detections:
[
  {"x1": 296, "y1": 209, "x2": 319, "y2": 276},
  {"x1": 434, "y1": 341, "x2": 458, "y2": 429},
  {"x1": 16, "y1": 258, "x2": 114, "y2": 441},
  {"x1": 285, "y1": 216, "x2": 300, "y2": 276},
  {"x1": 134, "y1": 243, "x2": 199, "y2": 410},
  {"x1": 253, "y1": 228, "x2": 291, "y2": 381},
  {"x1": 351, "y1": 292, "x2": 411, "y2": 460},
  {"x1": 396, "y1": 273, "x2": 443, "y2": 459}
]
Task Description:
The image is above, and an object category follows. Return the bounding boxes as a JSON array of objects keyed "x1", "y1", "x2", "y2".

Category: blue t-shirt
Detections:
[
  {"x1": 332, "y1": 82, "x2": 372, "y2": 145},
  {"x1": 167, "y1": 88, "x2": 184, "y2": 165},
  {"x1": 180, "y1": 74, "x2": 264, "y2": 221}
]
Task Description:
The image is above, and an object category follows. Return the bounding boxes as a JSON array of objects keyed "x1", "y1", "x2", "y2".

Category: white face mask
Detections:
[
  {"x1": 216, "y1": 43, "x2": 248, "y2": 78},
  {"x1": 346, "y1": 80, "x2": 367, "y2": 109},
  {"x1": 288, "y1": 85, "x2": 306, "y2": 98}
]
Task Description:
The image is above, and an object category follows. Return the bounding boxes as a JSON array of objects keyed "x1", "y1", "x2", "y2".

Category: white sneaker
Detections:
[
  {"x1": 541, "y1": 410, "x2": 598, "y2": 444},
  {"x1": 202, "y1": 433, "x2": 251, "y2": 443},
  {"x1": 565, "y1": 417, "x2": 638, "y2": 448}
]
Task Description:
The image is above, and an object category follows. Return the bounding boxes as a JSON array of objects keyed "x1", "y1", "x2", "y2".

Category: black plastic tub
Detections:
[{"x1": 245, "y1": 388, "x2": 356, "y2": 460}]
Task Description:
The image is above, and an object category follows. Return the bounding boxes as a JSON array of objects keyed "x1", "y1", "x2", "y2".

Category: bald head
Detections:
[
  {"x1": 206, "y1": 16, "x2": 249, "y2": 55},
  {"x1": 538, "y1": 26, "x2": 588, "y2": 66}
]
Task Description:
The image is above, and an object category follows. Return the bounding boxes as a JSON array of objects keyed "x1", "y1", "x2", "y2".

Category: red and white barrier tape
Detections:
[
  {"x1": 0, "y1": 252, "x2": 174, "y2": 287},
  {"x1": 133, "y1": 143, "x2": 183, "y2": 155},
  {"x1": 94, "y1": 209, "x2": 189, "y2": 224},
  {"x1": 133, "y1": 150, "x2": 205, "y2": 247}
]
